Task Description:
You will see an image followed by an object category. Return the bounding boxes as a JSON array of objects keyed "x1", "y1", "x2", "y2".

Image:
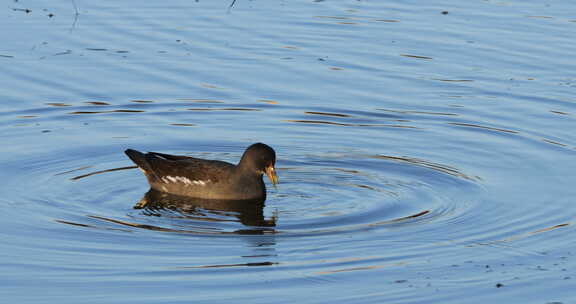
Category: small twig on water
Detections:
[
  {"x1": 227, "y1": 0, "x2": 237, "y2": 13},
  {"x1": 69, "y1": 0, "x2": 80, "y2": 32},
  {"x1": 71, "y1": 0, "x2": 79, "y2": 14}
]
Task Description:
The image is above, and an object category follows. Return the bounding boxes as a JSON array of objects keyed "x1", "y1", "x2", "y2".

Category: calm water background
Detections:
[{"x1": 2, "y1": 0, "x2": 576, "y2": 303}]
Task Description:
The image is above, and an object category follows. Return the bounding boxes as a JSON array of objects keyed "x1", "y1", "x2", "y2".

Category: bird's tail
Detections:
[{"x1": 125, "y1": 149, "x2": 151, "y2": 171}]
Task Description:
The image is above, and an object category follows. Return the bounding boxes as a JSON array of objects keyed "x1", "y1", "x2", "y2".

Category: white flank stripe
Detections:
[{"x1": 162, "y1": 176, "x2": 207, "y2": 186}]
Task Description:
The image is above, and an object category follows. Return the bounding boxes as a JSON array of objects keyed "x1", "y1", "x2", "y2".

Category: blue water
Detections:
[{"x1": 2, "y1": 1, "x2": 576, "y2": 303}]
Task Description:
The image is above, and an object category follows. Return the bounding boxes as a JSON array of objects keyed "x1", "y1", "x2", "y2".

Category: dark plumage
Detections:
[{"x1": 125, "y1": 143, "x2": 278, "y2": 200}]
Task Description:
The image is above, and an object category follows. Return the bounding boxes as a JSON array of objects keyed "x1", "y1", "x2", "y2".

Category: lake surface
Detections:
[{"x1": 2, "y1": 0, "x2": 576, "y2": 303}]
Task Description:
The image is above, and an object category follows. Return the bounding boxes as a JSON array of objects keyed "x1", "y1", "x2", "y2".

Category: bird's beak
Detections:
[{"x1": 265, "y1": 165, "x2": 279, "y2": 187}]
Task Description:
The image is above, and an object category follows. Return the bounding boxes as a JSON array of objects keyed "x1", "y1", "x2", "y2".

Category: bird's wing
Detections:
[{"x1": 143, "y1": 153, "x2": 235, "y2": 184}]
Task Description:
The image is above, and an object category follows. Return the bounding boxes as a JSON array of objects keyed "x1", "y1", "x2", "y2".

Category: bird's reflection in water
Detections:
[{"x1": 134, "y1": 189, "x2": 276, "y2": 233}]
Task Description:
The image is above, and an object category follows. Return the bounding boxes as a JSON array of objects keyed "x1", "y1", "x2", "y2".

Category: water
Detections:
[{"x1": 2, "y1": 1, "x2": 576, "y2": 303}]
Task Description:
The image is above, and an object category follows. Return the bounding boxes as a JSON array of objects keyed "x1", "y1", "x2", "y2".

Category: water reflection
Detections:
[
  {"x1": 57, "y1": 189, "x2": 276, "y2": 235},
  {"x1": 135, "y1": 189, "x2": 276, "y2": 230}
]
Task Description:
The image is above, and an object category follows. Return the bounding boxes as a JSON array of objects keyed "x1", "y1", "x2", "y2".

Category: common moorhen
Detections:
[{"x1": 125, "y1": 143, "x2": 278, "y2": 200}]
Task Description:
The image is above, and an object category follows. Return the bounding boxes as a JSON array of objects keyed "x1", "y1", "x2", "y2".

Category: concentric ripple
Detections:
[
  {"x1": 5, "y1": 138, "x2": 482, "y2": 239},
  {"x1": 2, "y1": 88, "x2": 576, "y2": 304}
]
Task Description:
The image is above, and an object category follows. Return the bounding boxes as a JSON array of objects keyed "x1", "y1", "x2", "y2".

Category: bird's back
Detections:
[{"x1": 125, "y1": 149, "x2": 262, "y2": 199}]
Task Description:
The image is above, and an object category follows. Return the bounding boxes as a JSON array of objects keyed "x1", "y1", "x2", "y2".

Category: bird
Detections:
[{"x1": 124, "y1": 143, "x2": 278, "y2": 200}]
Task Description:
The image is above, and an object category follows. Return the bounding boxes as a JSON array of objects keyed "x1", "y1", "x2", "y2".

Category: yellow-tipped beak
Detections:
[{"x1": 265, "y1": 165, "x2": 279, "y2": 186}]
